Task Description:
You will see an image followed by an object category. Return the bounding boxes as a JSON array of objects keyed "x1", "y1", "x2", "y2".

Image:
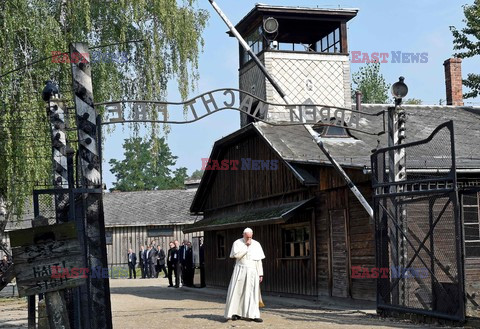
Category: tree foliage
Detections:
[
  {"x1": 0, "y1": 1, "x2": 208, "y2": 221},
  {"x1": 352, "y1": 62, "x2": 391, "y2": 104},
  {"x1": 109, "y1": 137, "x2": 187, "y2": 192},
  {"x1": 450, "y1": 0, "x2": 480, "y2": 99},
  {"x1": 189, "y1": 169, "x2": 204, "y2": 180},
  {"x1": 404, "y1": 98, "x2": 423, "y2": 105}
]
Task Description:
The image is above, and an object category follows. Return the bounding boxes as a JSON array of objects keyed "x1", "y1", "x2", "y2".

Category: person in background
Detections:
[
  {"x1": 156, "y1": 245, "x2": 168, "y2": 278},
  {"x1": 167, "y1": 241, "x2": 179, "y2": 287},
  {"x1": 139, "y1": 246, "x2": 146, "y2": 278},
  {"x1": 0, "y1": 255, "x2": 10, "y2": 274},
  {"x1": 127, "y1": 249, "x2": 137, "y2": 279},
  {"x1": 178, "y1": 239, "x2": 189, "y2": 287},
  {"x1": 174, "y1": 240, "x2": 181, "y2": 286},
  {"x1": 185, "y1": 241, "x2": 194, "y2": 287},
  {"x1": 149, "y1": 243, "x2": 158, "y2": 278},
  {"x1": 199, "y1": 237, "x2": 206, "y2": 288},
  {"x1": 145, "y1": 246, "x2": 152, "y2": 278}
]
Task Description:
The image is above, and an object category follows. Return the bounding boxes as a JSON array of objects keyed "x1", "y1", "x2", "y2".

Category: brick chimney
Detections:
[{"x1": 443, "y1": 58, "x2": 463, "y2": 106}]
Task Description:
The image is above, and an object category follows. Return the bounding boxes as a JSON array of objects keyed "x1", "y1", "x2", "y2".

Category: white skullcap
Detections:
[{"x1": 243, "y1": 227, "x2": 253, "y2": 234}]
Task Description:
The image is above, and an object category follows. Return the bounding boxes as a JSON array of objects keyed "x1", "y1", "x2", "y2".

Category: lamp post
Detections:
[{"x1": 389, "y1": 77, "x2": 408, "y2": 306}]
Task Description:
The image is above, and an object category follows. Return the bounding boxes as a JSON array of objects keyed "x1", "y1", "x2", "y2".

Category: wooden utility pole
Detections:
[{"x1": 69, "y1": 42, "x2": 112, "y2": 329}]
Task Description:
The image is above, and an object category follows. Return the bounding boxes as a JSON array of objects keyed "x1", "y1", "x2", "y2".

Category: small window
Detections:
[
  {"x1": 319, "y1": 28, "x2": 341, "y2": 54},
  {"x1": 105, "y1": 230, "x2": 113, "y2": 245},
  {"x1": 147, "y1": 227, "x2": 174, "y2": 237},
  {"x1": 282, "y1": 225, "x2": 310, "y2": 258},
  {"x1": 315, "y1": 118, "x2": 350, "y2": 138},
  {"x1": 216, "y1": 232, "x2": 226, "y2": 259},
  {"x1": 463, "y1": 193, "x2": 480, "y2": 258}
]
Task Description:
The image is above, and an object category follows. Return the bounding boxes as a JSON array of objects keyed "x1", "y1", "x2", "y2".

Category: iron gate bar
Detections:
[
  {"x1": 407, "y1": 227, "x2": 456, "y2": 282},
  {"x1": 372, "y1": 121, "x2": 456, "y2": 188},
  {"x1": 372, "y1": 120, "x2": 465, "y2": 321},
  {"x1": 378, "y1": 197, "x2": 463, "y2": 318},
  {"x1": 377, "y1": 303, "x2": 464, "y2": 322},
  {"x1": 375, "y1": 187, "x2": 454, "y2": 199},
  {"x1": 378, "y1": 199, "x2": 455, "y2": 298}
]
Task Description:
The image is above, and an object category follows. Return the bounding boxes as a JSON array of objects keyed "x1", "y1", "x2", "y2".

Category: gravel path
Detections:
[
  {"x1": 0, "y1": 278, "x2": 459, "y2": 328},
  {"x1": 109, "y1": 278, "x2": 453, "y2": 329}
]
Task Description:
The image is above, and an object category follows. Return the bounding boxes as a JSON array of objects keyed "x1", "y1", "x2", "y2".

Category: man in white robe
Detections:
[{"x1": 224, "y1": 227, "x2": 265, "y2": 322}]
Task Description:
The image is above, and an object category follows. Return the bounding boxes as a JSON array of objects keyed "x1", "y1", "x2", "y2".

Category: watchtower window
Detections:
[
  {"x1": 242, "y1": 26, "x2": 264, "y2": 64},
  {"x1": 317, "y1": 28, "x2": 341, "y2": 53}
]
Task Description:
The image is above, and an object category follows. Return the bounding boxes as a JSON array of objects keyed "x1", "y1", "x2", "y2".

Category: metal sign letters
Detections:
[{"x1": 96, "y1": 88, "x2": 385, "y2": 135}]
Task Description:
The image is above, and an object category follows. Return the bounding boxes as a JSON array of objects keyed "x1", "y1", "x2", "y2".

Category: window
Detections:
[
  {"x1": 147, "y1": 227, "x2": 174, "y2": 237},
  {"x1": 282, "y1": 225, "x2": 310, "y2": 258},
  {"x1": 105, "y1": 231, "x2": 113, "y2": 245},
  {"x1": 314, "y1": 118, "x2": 350, "y2": 138},
  {"x1": 216, "y1": 232, "x2": 226, "y2": 259},
  {"x1": 241, "y1": 26, "x2": 264, "y2": 65},
  {"x1": 316, "y1": 28, "x2": 341, "y2": 54},
  {"x1": 463, "y1": 193, "x2": 480, "y2": 257}
]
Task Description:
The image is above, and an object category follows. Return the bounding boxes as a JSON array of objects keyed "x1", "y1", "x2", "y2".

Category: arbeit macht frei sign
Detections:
[{"x1": 97, "y1": 88, "x2": 384, "y2": 135}]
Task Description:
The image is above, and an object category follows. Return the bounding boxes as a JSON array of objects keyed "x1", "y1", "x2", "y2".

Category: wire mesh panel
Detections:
[{"x1": 371, "y1": 121, "x2": 465, "y2": 321}]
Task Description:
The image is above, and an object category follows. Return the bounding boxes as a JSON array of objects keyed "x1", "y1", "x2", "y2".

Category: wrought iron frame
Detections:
[{"x1": 371, "y1": 121, "x2": 465, "y2": 321}]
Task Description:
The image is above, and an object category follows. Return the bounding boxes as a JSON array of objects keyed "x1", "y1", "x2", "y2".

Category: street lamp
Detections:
[{"x1": 391, "y1": 76, "x2": 408, "y2": 105}]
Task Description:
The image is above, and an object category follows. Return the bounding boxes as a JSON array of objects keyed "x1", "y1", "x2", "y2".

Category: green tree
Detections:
[
  {"x1": 352, "y1": 62, "x2": 391, "y2": 104},
  {"x1": 189, "y1": 169, "x2": 204, "y2": 180},
  {"x1": 450, "y1": 1, "x2": 480, "y2": 99},
  {"x1": 0, "y1": 1, "x2": 208, "y2": 224},
  {"x1": 404, "y1": 98, "x2": 423, "y2": 105},
  {"x1": 109, "y1": 137, "x2": 187, "y2": 192}
]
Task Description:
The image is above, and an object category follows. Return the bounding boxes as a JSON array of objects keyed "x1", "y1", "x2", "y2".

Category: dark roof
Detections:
[
  {"x1": 103, "y1": 190, "x2": 200, "y2": 227},
  {"x1": 255, "y1": 105, "x2": 480, "y2": 169},
  {"x1": 229, "y1": 4, "x2": 358, "y2": 44},
  {"x1": 190, "y1": 104, "x2": 480, "y2": 213},
  {"x1": 184, "y1": 198, "x2": 314, "y2": 233}
]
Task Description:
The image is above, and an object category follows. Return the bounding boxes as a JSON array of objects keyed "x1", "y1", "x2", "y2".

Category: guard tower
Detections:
[{"x1": 232, "y1": 5, "x2": 358, "y2": 126}]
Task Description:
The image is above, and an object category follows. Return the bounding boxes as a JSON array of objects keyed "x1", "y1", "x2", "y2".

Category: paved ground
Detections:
[
  {"x1": 110, "y1": 277, "x2": 450, "y2": 329},
  {"x1": 0, "y1": 277, "x2": 462, "y2": 328}
]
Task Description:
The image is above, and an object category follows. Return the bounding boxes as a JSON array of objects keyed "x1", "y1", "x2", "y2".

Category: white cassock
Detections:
[{"x1": 224, "y1": 238, "x2": 265, "y2": 319}]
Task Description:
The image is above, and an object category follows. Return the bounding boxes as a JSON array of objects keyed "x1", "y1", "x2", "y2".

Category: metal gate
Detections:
[{"x1": 371, "y1": 121, "x2": 465, "y2": 321}]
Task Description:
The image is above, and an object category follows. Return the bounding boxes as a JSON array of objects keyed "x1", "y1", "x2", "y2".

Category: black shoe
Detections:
[
  {"x1": 231, "y1": 315, "x2": 241, "y2": 321},
  {"x1": 253, "y1": 318, "x2": 263, "y2": 323},
  {"x1": 174, "y1": 285, "x2": 179, "y2": 288},
  {"x1": 168, "y1": 285, "x2": 173, "y2": 287}
]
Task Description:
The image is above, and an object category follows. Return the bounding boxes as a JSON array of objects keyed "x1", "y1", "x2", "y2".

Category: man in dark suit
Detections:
[
  {"x1": 156, "y1": 246, "x2": 168, "y2": 278},
  {"x1": 145, "y1": 246, "x2": 152, "y2": 278},
  {"x1": 185, "y1": 242, "x2": 194, "y2": 287},
  {"x1": 178, "y1": 239, "x2": 189, "y2": 287},
  {"x1": 167, "y1": 241, "x2": 179, "y2": 287},
  {"x1": 127, "y1": 249, "x2": 137, "y2": 279},
  {"x1": 149, "y1": 244, "x2": 158, "y2": 279},
  {"x1": 139, "y1": 246, "x2": 145, "y2": 278},
  {"x1": 199, "y1": 238, "x2": 206, "y2": 287}
]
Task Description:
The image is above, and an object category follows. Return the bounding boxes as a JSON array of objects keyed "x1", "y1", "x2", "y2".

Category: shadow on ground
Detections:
[{"x1": 110, "y1": 285, "x2": 451, "y2": 328}]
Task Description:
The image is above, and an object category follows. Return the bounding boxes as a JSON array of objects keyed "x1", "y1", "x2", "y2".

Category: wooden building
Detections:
[
  {"x1": 1, "y1": 189, "x2": 203, "y2": 271},
  {"x1": 103, "y1": 189, "x2": 202, "y2": 268},
  {"x1": 185, "y1": 105, "x2": 480, "y2": 304},
  {"x1": 184, "y1": 4, "x2": 480, "y2": 318}
]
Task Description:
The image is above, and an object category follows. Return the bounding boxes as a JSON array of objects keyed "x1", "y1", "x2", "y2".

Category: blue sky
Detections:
[{"x1": 101, "y1": 0, "x2": 479, "y2": 189}]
